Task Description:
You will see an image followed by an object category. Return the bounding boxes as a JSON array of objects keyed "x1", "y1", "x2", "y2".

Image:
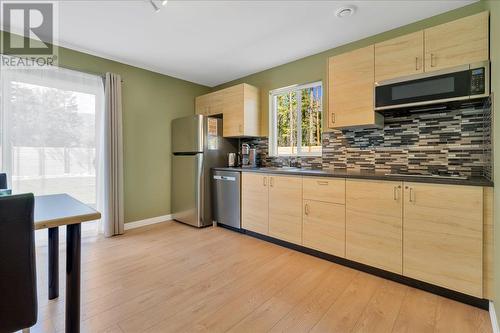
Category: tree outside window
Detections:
[{"x1": 270, "y1": 81, "x2": 322, "y2": 156}]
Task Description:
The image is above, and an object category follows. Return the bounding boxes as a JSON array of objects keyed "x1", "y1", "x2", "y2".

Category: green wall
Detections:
[
  {"x1": 1, "y1": 31, "x2": 210, "y2": 223},
  {"x1": 216, "y1": 1, "x2": 486, "y2": 136}
]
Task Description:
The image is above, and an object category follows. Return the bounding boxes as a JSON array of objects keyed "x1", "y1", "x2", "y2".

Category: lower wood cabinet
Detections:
[
  {"x1": 303, "y1": 200, "x2": 345, "y2": 257},
  {"x1": 241, "y1": 172, "x2": 488, "y2": 298},
  {"x1": 403, "y1": 182, "x2": 483, "y2": 297},
  {"x1": 303, "y1": 177, "x2": 345, "y2": 204},
  {"x1": 241, "y1": 173, "x2": 269, "y2": 235},
  {"x1": 346, "y1": 179, "x2": 403, "y2": 274},
  {"x1": 268, "y1": 175, "x2": 303, "y2": 245}
]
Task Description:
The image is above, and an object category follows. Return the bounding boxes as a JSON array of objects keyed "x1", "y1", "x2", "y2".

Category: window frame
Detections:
[{"x1": 268, "y1": 80, "x2": 323, "y2": 157}]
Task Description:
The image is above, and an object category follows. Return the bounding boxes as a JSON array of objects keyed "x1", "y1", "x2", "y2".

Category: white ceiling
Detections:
[{"x1": 4, "y1": 0, "x2": 478, "y2": 86}]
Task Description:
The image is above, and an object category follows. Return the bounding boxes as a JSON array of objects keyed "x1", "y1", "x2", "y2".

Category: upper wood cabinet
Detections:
[
  {"x1": 424, "y1": 11, "x2": 489, "y2": 72},
  {"x1": 328, "y1": 45, "x2": 382, "y2": 129},
  {"x1": 241, "y1": 172, "x2": 269, "y2": 235},
  {"x1": 195, "y1": 83, "x2": 260, "y2": 137},
  {"x1": 268, "y1": 175, "x2": 303, "y2": 245},
  {"x1": 375, "y1": 31, "x2": 424, "y2": 82},
  {"x1": 346, "y1": 179, "x2": 403, "y2": 274},
  {"x1": 403, "y1": 183, "x2": 483, "y2": 297},
  {"x1": 375, "y1": 12, "x2": 489, "y2": 81}
]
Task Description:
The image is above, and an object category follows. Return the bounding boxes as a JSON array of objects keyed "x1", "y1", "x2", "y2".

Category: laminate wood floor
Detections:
[{"x1": 31, "y1": 221, "x2": 492, "y2": 333}]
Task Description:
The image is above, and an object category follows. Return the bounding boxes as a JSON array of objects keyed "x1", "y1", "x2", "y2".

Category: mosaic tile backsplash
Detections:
[{"x1": 243, "y1": 99, "x2": 492, "y2": 178}]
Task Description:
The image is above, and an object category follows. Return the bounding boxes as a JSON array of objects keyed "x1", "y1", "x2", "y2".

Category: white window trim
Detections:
[{"x1": 268, "y1": 81, "x2": 322, "y2": 157}]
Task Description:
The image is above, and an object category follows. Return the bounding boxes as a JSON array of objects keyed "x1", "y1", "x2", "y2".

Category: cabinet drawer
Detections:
[
  {"x1": 303, "y1": 200, "x2": 345, "y2": 257},
  {"x1": 303, "y1": 177, "x2": 345, "y2": 204}
]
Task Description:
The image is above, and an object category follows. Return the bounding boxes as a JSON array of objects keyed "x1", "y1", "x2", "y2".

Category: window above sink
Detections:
[{"x1": 268, "y1": 81, "x2": 323, "y2": 157}]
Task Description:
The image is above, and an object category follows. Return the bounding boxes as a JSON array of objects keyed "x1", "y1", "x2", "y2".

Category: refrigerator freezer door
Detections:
[
  {"x1": 171, "y1": 115, "x2": 204, "y2": 153},
  {"x1": 171, "y1": 153, "x2": 204, "y2": 227}
]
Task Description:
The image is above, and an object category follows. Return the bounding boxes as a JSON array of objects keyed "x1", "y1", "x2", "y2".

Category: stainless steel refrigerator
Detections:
[{"x1": 171, "y1": 115, "x2": 238, "y2": 227}]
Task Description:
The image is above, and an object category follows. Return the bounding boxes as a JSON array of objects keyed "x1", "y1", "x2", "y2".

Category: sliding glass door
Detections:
[{"x1": 0, "y1": 65, "x2": 104, "y2": 235}]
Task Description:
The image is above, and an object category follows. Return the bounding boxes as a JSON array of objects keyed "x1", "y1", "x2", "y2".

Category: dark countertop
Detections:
[{"x1": 212, "y1": 167, "x2": 494, "y2": 187}]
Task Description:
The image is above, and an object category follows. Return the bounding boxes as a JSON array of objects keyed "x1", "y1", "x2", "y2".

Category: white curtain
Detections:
[
  {"x1": 100, "y1": 73, "x2": 124, "y2": 237},
  {"x1": 0, "y1": 63, "x2": 105, "y2": 234}
]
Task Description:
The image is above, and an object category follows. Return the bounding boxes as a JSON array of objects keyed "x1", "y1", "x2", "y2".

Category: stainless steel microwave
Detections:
[{"x1": 375, "y1": 61, "x2": 490, "y2": 111}]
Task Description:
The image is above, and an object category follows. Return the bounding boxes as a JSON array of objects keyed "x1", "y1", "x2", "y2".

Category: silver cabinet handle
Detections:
[
  {"x1": 213, "y1": 175, "x2": 235, "y2": 181},
  {"x1": 304, "y1": 203, "x2": 310, "y2": 216},
  {"x1": 331, "y1": 113, "x2": 335, "y2": 124},
  {"x1": 415, "y1": 57, "x2": 419, "y2": 71},
  {"x1": 263, "y1": 177, "x2": 267, "y2": 187},
  {"x1": 393, "y1": 185, "x2": 402, "y2": 200},
  {"x1": 409, "y1": 187, "x2": 415, "y2": 202},
  {"x1": 270, "y1": 177, "x2": 274, "y2": 187},
  {"x1": 317, "y1": 181, "x2": 329, "y2": 186},
  {"x1": 430, "y1": 53, "x2": 436, "y2": 67}
]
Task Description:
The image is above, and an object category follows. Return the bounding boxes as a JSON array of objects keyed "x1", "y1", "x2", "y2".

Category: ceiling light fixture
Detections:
[
  {"x1": 162, "y1": 0, "x2": 168, "y2": 5},
  {"x1": 149, "y1": 0, "x2": 160, "y2": 13},
  {"x1": 335, "y1": 5, "x2": 356, "y2": 18}
]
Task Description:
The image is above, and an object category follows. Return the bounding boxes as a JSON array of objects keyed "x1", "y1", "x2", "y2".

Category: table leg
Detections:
[
  {"x1": 66, "y1": 223, "x2": 81, "y2": 333},
  {"x1": 48, "y1": 227, "x2": 59, "y2": 300}
]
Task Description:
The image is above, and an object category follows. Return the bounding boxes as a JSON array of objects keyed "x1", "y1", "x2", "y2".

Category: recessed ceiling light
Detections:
[
  {"x1": 162, "y1": 0, "x2": 168, "y2": 6},
  {"x1": 335, "y1": 5, "x2": 356, "y2": 18}
]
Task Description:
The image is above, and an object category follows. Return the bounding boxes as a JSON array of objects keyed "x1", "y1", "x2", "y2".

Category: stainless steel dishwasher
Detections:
[{"x1": 212, "y1": 170, "x2": 241, "y2": 229}]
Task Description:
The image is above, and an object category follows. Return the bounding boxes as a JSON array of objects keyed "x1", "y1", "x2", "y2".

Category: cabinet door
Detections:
[
  {"x1": 328, "y1": 45, "x2": 377, "y2": 128},
  {"x1": 269, "y1": 175, "x2": 303, "y2": 244},
  {"x1": 375, "y1": 31, "x2": 424, "y2": 82},
  {"x1": 346, "y1": 179, "x2": 403, "y2": 274},
  {"x1": 208, "y1": 91, "x2": 224, "y2": 115},
  {"x1": 403, "y1": 183, "x2": 483, "y2": 297},
  {"x1": 195, "y1": 94, "x2": 210, "y2": 115},
  {"x1": 222, "y1": 85, "x2": 244, "y2": 137},
  {"x1": 241, "y1": 173, "x2": 269, "y2": 235},
  {"x1": 242, "y1": 84, "x2": 261, "y2": 137},
  {"x1": 424, "y1": 11, "x2": 488, "y2": 72},
  {"x1": 303, "y1": 200, "x2": 345, "y2": 257}
]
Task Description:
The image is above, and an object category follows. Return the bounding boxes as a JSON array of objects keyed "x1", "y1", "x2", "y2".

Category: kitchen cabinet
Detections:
[
  {"x1": 241, "y1": 172, "x2": 269, "y2": 235},
  {"x1": 403, "y1": 182, "x2": 483, "y2": 297},
  {"x1": 328, "y1": 45, "x2": 383, "y2": 129},
  {"x1": 424, "y1": 11, "x2": 489, "y2": 72},
  {"x1": 240, "y1": 171, "x2": 491, "y2": 297},
  {"x1": 375, "y1": 31, "x2": 424, "y2": 82},
  {"x1": 195, "y1": 94, "x2": 211, "y2": 116},
  {"x1": 268, "y1": 175, "x2": 303, "y2": 244},
  {"x1": 302, "y1": 177, "x2": 345, "y2": 204},
  {"x1": 303, "y1": 200, "x2": 345, "y2": 257},
  {"x1": 346, "y1": 179, "x2": 403, "y2": 274},
  {"x1": 195, "y1": 90, "x2": 223, "y2": 116},
  {"x1": 375, "y1": 12, "x2": 489, "y2": 81},
  {"x1": 302, "y1": 177, "x2": 346, "y2": 257},
  {"x1": 195, "y1": 83, "x2": 260, "y2": 137}
]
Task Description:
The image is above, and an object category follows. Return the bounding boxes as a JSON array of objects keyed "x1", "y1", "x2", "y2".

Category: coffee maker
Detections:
[{"x1": 241, "y1": 143, "x2": 257, "y2": 168}]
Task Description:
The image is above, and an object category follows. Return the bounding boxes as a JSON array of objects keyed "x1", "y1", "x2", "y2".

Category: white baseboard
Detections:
[
  {"x1": 490, "y1": 301, "x2": 500, "y2": 333},
  {"x1": 124, "y1": 214, "x2": 172, "y2": 231}
]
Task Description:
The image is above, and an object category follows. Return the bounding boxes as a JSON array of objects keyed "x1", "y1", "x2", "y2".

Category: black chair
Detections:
[
  {"x1": 0, "y1": 194, "x2": 37, "y2": 333},
  {"x1": 0, "y1": 173, "x2": 6, "y2": 189}
]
